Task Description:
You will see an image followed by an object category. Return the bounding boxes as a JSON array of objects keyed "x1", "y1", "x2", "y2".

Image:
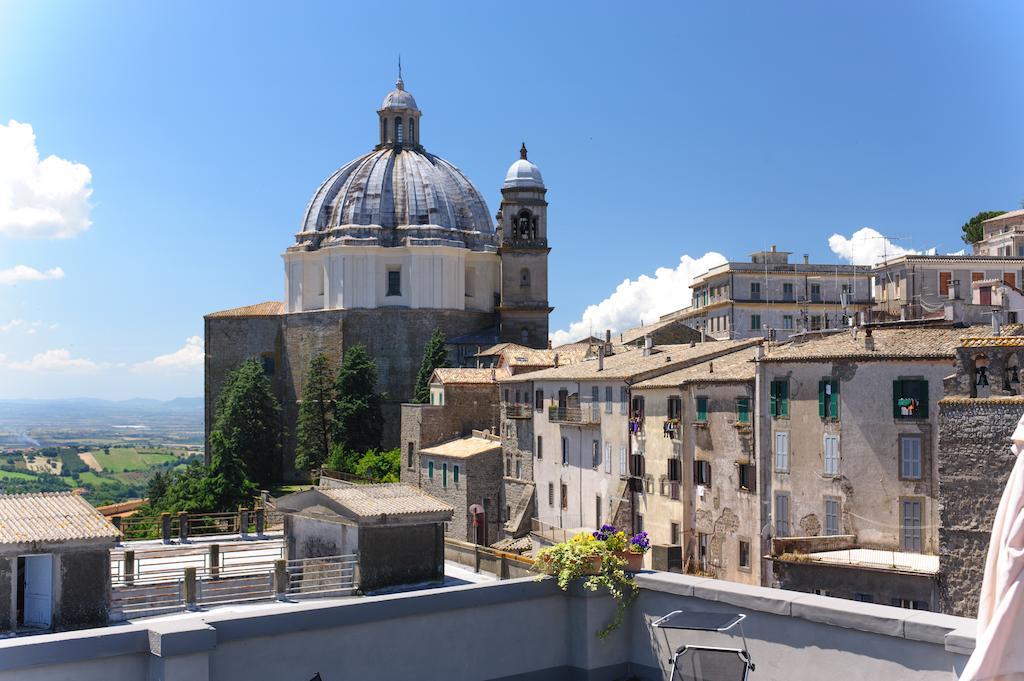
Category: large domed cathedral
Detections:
[{"x1": 204, "y1": 74, "x2": 551, "y2": 477}]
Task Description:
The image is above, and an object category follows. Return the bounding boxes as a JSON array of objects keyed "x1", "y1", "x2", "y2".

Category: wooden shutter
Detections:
[
  {"x1": 780, "y1": 380, "x2": 789, "y2": 417},
  {"x1": 696, "y1": 397, "x2": 708, "y2": 422},
  {"x1": 1005, "y1": 272, "x2": 1017, "y2": 288},
  {"x1": 917, "y1": 380, "x2": 929, "y2": 419},
  {"x1": 938, "y1": 272, "x2": 951, "y2": 296},
  {"x1": 769, "y1": 382, "x2": 777, "y2": 416},
  {"x1": 893, "y1": 380, "x2": 901, "y2": 418}
]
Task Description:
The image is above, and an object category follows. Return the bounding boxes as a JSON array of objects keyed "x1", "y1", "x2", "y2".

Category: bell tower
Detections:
[{"x1": 498, "y1": 143, "x2": 551, "y2": 348}]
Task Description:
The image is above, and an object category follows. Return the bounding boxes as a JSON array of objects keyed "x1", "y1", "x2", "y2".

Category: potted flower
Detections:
[
  {"x1": 593, "y1": 524, "x2": 648, "y2": 572},
  {"x1": 533, "y1": 526, "x2": 639, "y2": 638}
]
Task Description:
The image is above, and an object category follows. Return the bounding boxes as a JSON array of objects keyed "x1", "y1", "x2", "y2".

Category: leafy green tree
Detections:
[
  {"x1": 147, "y1": 470, "x2": 169, "y2": 505},
  {"x1": 352, "y1": 448, "x2": 401, "y2": 482},
  {"x1": 961, "y1": 210, "x2": 1007, "y2": 244},
  {"x1": 156, "y1": 432, "x2": 256, "y2": 513},
  {"x1": 294, "y1": 353, "x2": 337, "y2": 474},
  {"x1": 413, "y1": 328, "x2": 448, "y2": 403},
  {"x1": 334, "y1": 345, "x2": 383, "y2": 456},
  {"x1": 212, "y1": 358, "x2": 282, "y2": 485}
]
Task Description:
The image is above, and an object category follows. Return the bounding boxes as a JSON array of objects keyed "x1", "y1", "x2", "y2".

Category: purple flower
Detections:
[
  {"x1": 592, "y1": 524, "x2": 619, "y2": 541},
  {"x1": 629, "y1": 532, "x2": 650, "y2": 551}
]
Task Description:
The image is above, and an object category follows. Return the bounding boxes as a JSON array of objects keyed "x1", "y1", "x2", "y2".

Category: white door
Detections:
[{"x1": 22, "y1": 554, "x2": 53, "y2": 629}]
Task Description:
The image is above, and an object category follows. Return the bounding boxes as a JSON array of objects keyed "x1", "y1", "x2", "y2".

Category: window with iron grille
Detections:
[
  {"x1": 548, "y1": 482, "x2": 554, "y2": 506},
  {"x1": 386, "y1": 269, "x2": 401, "y2": 296},
  {"x1": 536, "y1": 435, "x2": 542, "y2": 459}
]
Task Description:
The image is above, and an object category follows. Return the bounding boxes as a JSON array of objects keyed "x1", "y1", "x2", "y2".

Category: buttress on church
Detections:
[{"x1": 204, "y1": 74, "x2": 551, "y2": 477}]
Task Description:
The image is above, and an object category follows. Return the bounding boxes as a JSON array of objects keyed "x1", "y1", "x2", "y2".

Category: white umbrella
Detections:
[{"x1": 960, "y1": 415, "x2": 1024, "y2": 680}]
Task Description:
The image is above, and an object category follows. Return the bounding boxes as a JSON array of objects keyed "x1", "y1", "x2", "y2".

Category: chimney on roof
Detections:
[
  {"x1": 771, "y1": 245, "x2": 777, "y2": 253},
  {"x1": 803, "y1": 254, "x2": 809, "y2": 265},
  {"x1": 992, "y1": 309, "x2": 1002, "y2": 337},
  {"x1": 548, "y1": 339, "x2": 553, "y2": 349},
  {"x1": 864, "y1": 327, "x2": 875, "y2": 352},
  {"x1": 755, "y1": 344, "x2": 764, "y2": 361},
  {"x1": 553, "y1": 353, "x2": 560, "y2": 368},
  {"x1": 598, "y1": 345, "x2": 605, "y2": 372},
  {"x1": 709, "y1": 361, "x2": 714, "y2": 374},
  {"x1": 606, "y1": 329, "x2": 611, "y2": 343},
  {"x1": 643, "y1": 335, "x2": 654, "y2": 357},
  {"x1": 490, "y1": 368, "x2": 496, "y2": 382}
]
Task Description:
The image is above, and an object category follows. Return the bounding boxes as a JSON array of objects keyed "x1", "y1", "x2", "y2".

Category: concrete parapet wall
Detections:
[{"x1": 0, "y1": 569, "x2": 976, "y2": 681}]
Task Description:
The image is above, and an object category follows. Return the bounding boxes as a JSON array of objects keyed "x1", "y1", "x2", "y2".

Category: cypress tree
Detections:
[
  {"x1": 212, "y1": 358, "x2": 282, "y2": 485},
  {"x1": 334, "y1": 345, "x2": 384, "y2": 460},
  {"x1": 295, "y1": 353, "x2": 337, "y2": 474},
  {"x1": 413, "y1": 328, "x2": 449, "y2": 403}
]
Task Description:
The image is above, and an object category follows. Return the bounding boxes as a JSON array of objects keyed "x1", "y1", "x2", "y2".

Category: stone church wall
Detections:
[
  {"x1": 937, "y1": 397, "x2": 1023, "y2": 616},
  {"x1": 206, "y1": 307, "x2": 495, "y2": 480}
]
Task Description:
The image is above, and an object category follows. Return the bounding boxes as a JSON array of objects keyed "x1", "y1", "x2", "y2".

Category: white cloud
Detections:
[
  {"x1": 0, "y1": 265, "x2": 65, "y2": 285},
  {"x1": 0, "y1": 319, "x2": 45, "y2": 333},
  {"x1": 0, "y1": 120, "x2": 93, "y2": 239},
  {"x1": 551, "y1": 252, "x2": 728, "y2": 346},
  {"x1": 0, "y1": 319, "x2": 24, "y2": 332},
  {"x1": 8, "y1": 349, "x2": 101, "y2": 373},
  {"x1": 133, "y1": 336, "x2": 203, "y2": 373},
  {"x1": 827, "y1": 227, "x2": 938, "y2": 266}
]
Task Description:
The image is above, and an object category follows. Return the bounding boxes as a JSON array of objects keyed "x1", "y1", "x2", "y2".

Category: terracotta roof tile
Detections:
[
  {"x1": 0, "y1": 492, "x2": 120, "y2": 546},
  {"x1": 762, "y1": 324, "x2": 1015, "y2": 362},
  {"x1": 205, "y1": 301, "x2": 284, "y2": 318},
  {"x1": 432, "y1": 368, "x2": 500, "y2": 384},
  {"x1": 419, "y1": 435, "x2": 501, "y2": 459},
  {"x1": 634, "y1": 347, "x2": 758, "y2": 389},
  {"x1": 319, "y1": 484, "x2": 453, "y2": 520}
]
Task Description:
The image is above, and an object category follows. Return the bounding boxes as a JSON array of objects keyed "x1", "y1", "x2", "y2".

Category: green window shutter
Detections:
[
  {"x1": 830, "y1": 379, "x2": 840, "y2": 420},
  {"x1": 428, "y1": 461, "x2": 434, "y2": 479},
  {"x1": 769, "y1": 382, "x2": 777, "y2": 417},
  {"x1": 697, "y1": 397, "x2": 708, "y2": 422},
  {"x1": 454, "y1": 465, "x2": 460, "y2": 483},
  {"x1": 737, "y1": 398, "x2": 749, "y2": 423},
  {"x1": 780, "y1": 380, "x2": 789, "y2": 417},
  {"x1": 893, "y1": 380, "x2": 901, "y2": 419},
  {"x1": 818, "y1": 380, "x2": 826, "y2": 419}
]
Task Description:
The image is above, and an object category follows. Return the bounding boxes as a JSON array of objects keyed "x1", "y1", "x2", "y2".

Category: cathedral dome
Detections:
[
  {"x1": 297, "y1": 75, "x2": 495, "y2": 247},
  {"x1": 301, "y1": 148, "x2": 494, "y2": 236},
  {"x1": 502, "y1": 143, "x2": 544, "y2": 189}
]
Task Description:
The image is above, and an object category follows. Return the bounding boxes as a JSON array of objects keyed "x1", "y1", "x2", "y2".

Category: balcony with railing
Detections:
[
  {"x1": 505, "y1": 403, "x2": 533, "y2": 419},
  {"x1": 548, "y1": 399, "x2": 601, "y2": 425}
]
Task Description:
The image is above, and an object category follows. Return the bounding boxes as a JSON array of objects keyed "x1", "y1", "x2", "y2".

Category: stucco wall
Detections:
[
  {"x1": 56, "y1": 548, "x2": 110, "y2": 631},
  {"x1": 937, "y1": 398, "x2": 1023, "y2": 616},
  {"x1": 357, "y1": 523, "x2": 444, "y2": 592}
]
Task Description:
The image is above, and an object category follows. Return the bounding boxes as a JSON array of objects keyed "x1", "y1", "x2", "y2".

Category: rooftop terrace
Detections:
[{"x1": 0, "y1": 567, "x2": 975, "y2": 681}]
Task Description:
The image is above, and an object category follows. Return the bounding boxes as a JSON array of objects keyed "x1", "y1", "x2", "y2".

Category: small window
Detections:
[
  {"x1": 561, "y1": 437, "x2": 568, "y2": 465},
  {"x1": 605, "y1": 386, "x2": 613, "y2": 413},
  {"x1": 386, "y1": 269, "x2": 401, "y2": 296},
  {"x1": 810, "y1": 283, "x2": 821, "y2": 303},
  {"x1": 548, "y1": 482, "x2": 554, "y2": 506},
  {"x1": 442, "y1": 462, "x2": 448, "y2": 488},
  {"x1": 855, "y1": 593, "x2": 874, "y2": 604},
  {"x1": 893, "y1": 379, "x2": 929, "y2": 419},
  {"x1": 619, "y1": 387, "x2": 628, "y2": 414},
  {"x1": 667, "y1": 458, "x2": 682, "y2": 483},
  {"x1": 736, "y1": 397, "x2": 750, "y2": 424},
  {"x1": 520, "y1": 328, "x2": 530, "y2": 345},
  {"x1": 751, "y1": 314, "x2": 762, "y2": 331},
  {"x1": 694, "y1": 460, "x2": 711, "y2": 486},
  {"x1": 671, "y1": 522, "x2": 681, "y2": 545},
  {"x1": 782, "y1": 315, "x2": 794, "y2": 330},
  {"x1": 824, "y1": 498, "x2": 840, "y2": 535},
  {"x1": 514, "y1": 459, "x2": 520, "y2": 478},
  {"x1": 900, "y1": 435, "x2": 923, "y2": 480},
  {"x1": 560, "y1": 483, "x2": 568, "y2": 510},
  {"x1": 520, "y1": 268, "x2": 531, "y2": 288},
  {"x1": 667, "y1": 396, "x2": 682, "y2": 421},
  {"x1": 739, "y1": 540, "x2": 751, "y2": 569},
  {"x1": 592, "y1": 440, "x2": 600, "y2": 468},
  {"x1": 750, "y1": 282, "x2": 761, "y2": 300},
  {"x1": 775, "y1": 493, "x2": 790, "y2": 537},
  {"x1": 823, "y1": 434, "x2": 840, "y2": 475},
  {"x1": 428, "y1": 460, "x2": 434, "y2": 480},
  {"x1": 695, "y1": 396, "x2": 708, "y2": 422},
  {"x1": 394, "y1": 117, "x2": 404, "y2": 144},
  {"x1": 454, "y1": 464, "x2": 460, "y2": 483},
  {"x1": 783, "y1": 282, "x2": 794, "y2": 301},
  {"x1": 535, "y1": 389, "x2": 544, "y2": 410},
  {"x1": 536, "y1": 435, "x2": 543, "y2": 459},
  {"x1": 819, "y1": 378, "x2": 840, "y2": 420},
  {"x1": 774, "y1": 431, "x2": 790, "y2": 472},
  {"x1": 901, "y1": 500, "x2": 923, "y2": 552},
  {"x1": 738, "y1": 463, "x2": 754, "y2": 491},
  {"x1": 770, "y1": 379, "x2": 789, "y2": 417}
]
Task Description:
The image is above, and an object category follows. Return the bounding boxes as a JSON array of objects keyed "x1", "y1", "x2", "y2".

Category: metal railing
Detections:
[
  {"x1": 504, "y1": 403, "x2": 533, "y2": 419},
  {"x1": 320, "y1": 468, "x2": 375, "y2": 485},
  {"x1": 110, "y1": 552, "x2": 357, "y2": 620},
  {"x1": 115, "y1": 507, "x2": 267, "y2": 542},
  {"x1": 548, "y1": 404, "x2": 601, "y2": 425},
  {"x1": 530, "y1": 517, "x2": 588, "y2": 544}
]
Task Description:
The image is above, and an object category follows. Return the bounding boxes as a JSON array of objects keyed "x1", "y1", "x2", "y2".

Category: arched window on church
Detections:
[
  {"x1": 521, "y1": 328, "x2": 530, "y2": 345},
  {"x1": 408, "y1": 118, "x2": 415, "y2": 144},
  {"x1": 395, "y1": 117, "x2": 404, "y2": 144},
  {"x1": 520, "y1": 268, "x2": 531, "y2": 288}
]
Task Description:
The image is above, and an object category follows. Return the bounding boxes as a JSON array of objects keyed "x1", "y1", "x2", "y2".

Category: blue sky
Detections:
[{"x1": 0, "y1": 1, "x2": 1021, "y2": 399}]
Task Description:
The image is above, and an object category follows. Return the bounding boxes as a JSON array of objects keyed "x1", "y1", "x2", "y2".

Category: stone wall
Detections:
[
  {"x1": 55, "y1": 549, "x2": 110, "y2": 631},
  {"x1": 937, "y1": 397, "x2": 1023, "y2": 616},
  {"x1": 357, "y1": 523, "x2": 444, "y2": 592},
  {"x1": 499, "y1": 399, "x2": 538, "y2": 538},
  {"x1": 206, "y1": 308, "x2": 496, "y2": 479}
]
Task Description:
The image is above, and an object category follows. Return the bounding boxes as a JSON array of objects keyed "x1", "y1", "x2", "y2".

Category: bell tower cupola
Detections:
[{"x1": 498, "y1": 143, "x2": 552, "y2": 348}]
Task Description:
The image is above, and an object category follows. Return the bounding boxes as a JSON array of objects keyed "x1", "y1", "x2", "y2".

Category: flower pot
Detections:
[
  {"x1": 615, "y1": 550, "x2": 643, "y2": 572},
  {"x1": 583, "y1": 554, "x2": 603, "y2": 575}
]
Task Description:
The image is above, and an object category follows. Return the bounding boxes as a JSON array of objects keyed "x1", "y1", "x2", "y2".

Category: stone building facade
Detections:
[
  {"x1": 632, "y1": 346, "x2": 761, "y2": 585},
  {"x1": 936, "y1": 332, "x2": 1024, "y2": 616},
  {"x1": 204, "y1": 76, "x2": 552, "y2": 478},
  {"x1": 416, "y1": 432, "x2": 503, "y2": 544}
]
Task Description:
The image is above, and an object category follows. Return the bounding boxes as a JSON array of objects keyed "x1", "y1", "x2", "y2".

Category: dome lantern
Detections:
[
  {"x1": 502, "y1": 142, "x2": 545, "y2": 189},
  {"x1": 378, "y1": 69, "x2": 421, "y2": 148}
]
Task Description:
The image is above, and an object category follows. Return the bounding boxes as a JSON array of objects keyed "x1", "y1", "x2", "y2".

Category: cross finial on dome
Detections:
[
  {"x1": 396, "y1": 55, "x2": 404, "y2": 90},
  {"x1": 520, "y1": 142, "x2": 528, "y2": 160}
]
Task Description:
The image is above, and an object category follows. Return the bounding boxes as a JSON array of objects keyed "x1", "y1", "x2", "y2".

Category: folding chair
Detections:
[{"x1": 652, "y1": 610, "x2": 755, "y2": 681}]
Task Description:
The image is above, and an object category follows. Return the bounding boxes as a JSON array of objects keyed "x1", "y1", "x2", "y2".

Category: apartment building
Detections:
[
  {"x1": 756, "y1": 325, "x2": 991, "y2": 610},
  {"x1": 631, "y1": 343, "x2": 763, "y2": 585},
  {"x1": 499, "y1": 339, "x2": 759, "y2": 554},
  {"x1": 972, "y1": 209, "x2": 1024, "y2": 256},
  {"x1": 667, "y1": 247, "x2": 871, "y2": 342},
  {"x1": 869, "y1": 254, "x2": 1024, "y2": 322}
]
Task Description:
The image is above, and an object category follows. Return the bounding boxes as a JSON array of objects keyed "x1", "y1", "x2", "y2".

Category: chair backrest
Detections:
[{"x1": 672, "y1": 646, "x2": 750, "y2": 681}]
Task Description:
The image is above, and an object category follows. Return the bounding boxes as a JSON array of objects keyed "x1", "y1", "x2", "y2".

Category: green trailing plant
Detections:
[{"x1": 533, "y1": 529, "x2": 639, "y2": 638}]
